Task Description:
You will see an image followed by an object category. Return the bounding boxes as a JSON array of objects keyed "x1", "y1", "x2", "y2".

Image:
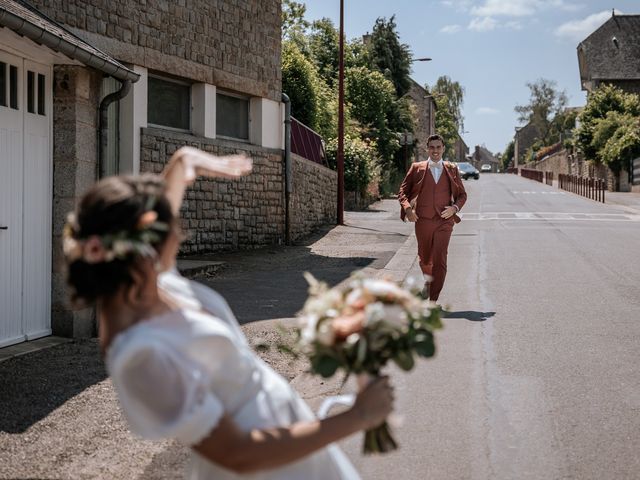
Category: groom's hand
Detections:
[
  {"x1": 440, "y1": 206, "x2": 457, "y2": 219},
  {"x1": 405, "y1": 207, "x2": 418, "y2": 222}
]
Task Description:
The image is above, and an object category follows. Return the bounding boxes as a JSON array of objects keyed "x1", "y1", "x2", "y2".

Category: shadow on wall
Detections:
[{"x1": 0, "y1": 340, "x2": 107, "y2": 433}]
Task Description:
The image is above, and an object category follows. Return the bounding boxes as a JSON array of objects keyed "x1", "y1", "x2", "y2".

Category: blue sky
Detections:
[{"x1": 303, "y1": 0, "x2": 638, "y2": 154}]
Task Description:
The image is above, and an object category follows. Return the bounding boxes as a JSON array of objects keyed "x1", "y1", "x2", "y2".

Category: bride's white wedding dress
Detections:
[{"x1": 106, "y1": 270, "x2": 360, "y2": 479}]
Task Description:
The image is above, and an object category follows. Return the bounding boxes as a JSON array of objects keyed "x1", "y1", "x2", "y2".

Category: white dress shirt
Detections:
[{"x1": 428, "y1": 158, "x2": 443, "y2": 183}]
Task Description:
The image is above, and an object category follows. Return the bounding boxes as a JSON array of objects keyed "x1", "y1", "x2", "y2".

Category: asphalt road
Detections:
[{"x1": 341, "y1": 173, "x2": 640, "y2": 479}]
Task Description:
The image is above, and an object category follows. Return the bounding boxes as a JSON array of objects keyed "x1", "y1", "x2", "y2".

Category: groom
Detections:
[{"x1": 397, "y1": 134, "x2": 467, "y2": 302}]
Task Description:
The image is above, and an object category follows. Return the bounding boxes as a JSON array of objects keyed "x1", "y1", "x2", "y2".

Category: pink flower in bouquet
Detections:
[{"x1": 332, "y1": 311, "x2": 366, "y2": 340}]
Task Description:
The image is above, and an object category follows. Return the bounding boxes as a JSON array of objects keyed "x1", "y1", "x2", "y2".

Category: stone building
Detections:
[
  {"x1": 578, "y1": 12, "x2": 640, "y2": 95},
  {"x1": 513, "y1": 121, "x2": 541, "y2": 167},
  {"x1": 405, "y1": 78, "x2": 437, "y2": 163},
  {"x1": 471, "y1": 145, "x2": 500, "y2": 172},
  {"x1": 0, "y1": 0, "x2": 337, "y2": 346},
  {"x1": 453, "y1": 134, "x2": 469, "y2": 163}
]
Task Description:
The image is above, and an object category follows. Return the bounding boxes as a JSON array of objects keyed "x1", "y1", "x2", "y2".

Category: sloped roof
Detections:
[
  {"x1": 0, "y1": 0, "x2": 138, "y2": 82},
  {"x1": 578, "y1": 14, "x2": 640, "y2": 82}
]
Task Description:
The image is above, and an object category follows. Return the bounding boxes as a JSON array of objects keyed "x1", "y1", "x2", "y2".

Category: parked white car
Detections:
[{"x1": 480, "y1": 164, "x2": 492, "y2": 172}]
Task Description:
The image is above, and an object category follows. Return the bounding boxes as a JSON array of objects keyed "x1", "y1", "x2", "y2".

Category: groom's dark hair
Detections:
[{"x1": 427, "y1": 134, "x2": 445, "y2": 146}]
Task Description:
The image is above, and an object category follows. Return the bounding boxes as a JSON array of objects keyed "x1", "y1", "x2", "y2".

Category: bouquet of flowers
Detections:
[{"x1": 293, "y1": 273, "x2": 443, "y2": 454}]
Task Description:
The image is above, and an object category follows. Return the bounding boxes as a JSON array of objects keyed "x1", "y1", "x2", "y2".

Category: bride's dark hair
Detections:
[{"x1": 65, "y1": 175, "x2": 174, "y2": 305}]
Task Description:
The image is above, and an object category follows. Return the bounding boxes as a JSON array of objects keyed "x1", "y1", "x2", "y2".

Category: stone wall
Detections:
[
  {"x1": 406, "y1": 80, "x2": 435, "y2": 161},
  {"x1": 289, "y1": 154, "x2": 337, "y2": 241},
  {"x1": 140, "y1": 128, "x2": 286, "y2": 253},
  {"x1": 29, "y1": 0, "x2": 282, "y2": 101},
  {"x1": 51, "y1": 65, "x2": 103, "y2": 338}
]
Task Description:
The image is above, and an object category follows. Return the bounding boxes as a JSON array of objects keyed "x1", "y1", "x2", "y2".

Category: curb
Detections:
[{"x1": 177, "y1": 259, "x2": 227, "y2": 279}]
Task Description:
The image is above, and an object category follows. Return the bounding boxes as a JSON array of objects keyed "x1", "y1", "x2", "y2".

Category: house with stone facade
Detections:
[
  {"x1": 0, "y1": 0, "x2": 337, "y2": 347},
  {"x1": 452, "y1": 134, "x2": 469, "y2": 164},
  {"x1": 405, "y1": 78, "x2": 437, "y2": 163},
  {"x1": 578, "y1": 12, "x2": 640, "y2": 95},
  {"x1": 513, "y1": 121, "x2": 541, "y2": 167},
  {"x1": 471, "y1": 145, "x2": 500, "y2": 172}
]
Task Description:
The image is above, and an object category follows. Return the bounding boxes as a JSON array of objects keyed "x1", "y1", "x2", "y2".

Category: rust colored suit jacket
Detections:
[{"x1": 398, "y1": 161, "x2": 467, "y2": 223}]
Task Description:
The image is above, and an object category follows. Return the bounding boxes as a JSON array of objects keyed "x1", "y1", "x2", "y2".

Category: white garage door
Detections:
[{"x1": 0, "y1": 50, "x2": 52, "y2": 347}]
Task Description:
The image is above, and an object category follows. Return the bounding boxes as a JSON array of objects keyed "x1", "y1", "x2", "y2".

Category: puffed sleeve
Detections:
[{"x1": 109, "y1": 333, "x2": 224, "y2": 446}]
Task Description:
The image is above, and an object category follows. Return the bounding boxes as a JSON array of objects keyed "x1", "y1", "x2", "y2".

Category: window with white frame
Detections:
[
  {"x1": 147, "y1": 74, "x2": 191, "y2": 131},
  {"x1": 216, "y1": 91, "x2": 249, "y2": 140}
]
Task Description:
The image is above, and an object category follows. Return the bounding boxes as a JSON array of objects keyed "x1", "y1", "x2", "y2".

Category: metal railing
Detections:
[
  {"x1": 520, "y1": 168, "x2": 543, "y2": 183},
  {"x1": 291, "y1": 117, "x2": 327, "y2": 167},
  {"x1": 545, "y1": 171, "x2": 554, "y2": 186},
  {"x1": 558, "y1": 174, "x2": 606, "y2": 203}
]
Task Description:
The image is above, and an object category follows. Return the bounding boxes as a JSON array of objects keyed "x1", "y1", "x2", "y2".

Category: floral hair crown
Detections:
[{"x1": 63, "y1": 206, "x2": 170, "y2": 265}]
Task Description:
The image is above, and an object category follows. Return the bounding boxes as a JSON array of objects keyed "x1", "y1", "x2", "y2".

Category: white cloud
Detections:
[
  {"x1": 468, "y1": 16, "x2": 498, "y2": 31},
  {"x1": 505, "y1": 20, "x2": 524, "y2": 30},
  {"x1": 476, "y1": 107, "x2": 500, "y2": 115},
  {"x1": 471, "y1": 0, "x2": 583, "y2": 17},
  {"x1": 441, "y1": 0, "x2": 474, "y2": 12},
  {"x1": 555, "y1": 10, "x2": 621, "y2": 42},
  {"x1": 440, "y1": 24, "x2": 463, "y2": 34}
]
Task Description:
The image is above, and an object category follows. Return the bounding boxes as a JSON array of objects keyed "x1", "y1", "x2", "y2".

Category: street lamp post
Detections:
[{"x1": 337, "y1": 0, "x2": 345, "y2": 225}]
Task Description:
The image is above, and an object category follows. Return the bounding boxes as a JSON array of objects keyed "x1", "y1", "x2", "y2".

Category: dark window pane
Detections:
[
  {"x1": 0, "y1": 62, "x2": 6, "y2": 107},
  {"x1": 10, "y1": 65, "x2": 18, "y2": 109},
  {"x1": 147, "y1": 76, "x2": 190, "y2": 130},
  {"x1": 37, "y1": 73, "x2": 45, "y2": 115},
  {"x1": 216, "y1": 93, "x2": 249, "y2": 140},
  {"x1": 27, "y1": 71, "x2": 35, "y2": 113}
]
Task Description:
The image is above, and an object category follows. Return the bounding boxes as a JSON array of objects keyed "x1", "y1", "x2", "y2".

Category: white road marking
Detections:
[{"x1": 461, "y1": 212, "x2": 640, "y2": 222}]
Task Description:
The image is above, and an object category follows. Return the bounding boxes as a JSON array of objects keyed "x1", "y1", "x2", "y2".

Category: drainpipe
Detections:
[
  {"x1": 282, "y1": 93, "x2": 292, "y2": 245},
  {"x1": 98, "y1": 79, "x2": 131, "y2": 179}
]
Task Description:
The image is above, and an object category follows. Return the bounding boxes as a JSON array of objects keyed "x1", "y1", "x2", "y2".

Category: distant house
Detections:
[
  {"x1": 452, "y1": 134, "x2": 469, "y2": 164},
  {"x1": 513, "y1": 121, "x2": 541, "y2": 167},
  {"x1": 405, "y1": 78, "x2": 437, "y2": 163},
  {"x1": 0, "y1": 0, "x2": 336, "y2": 346},
  {"x1": 471, "y1": 145, "x2": 500, "y2": 172},
  {"x1": 577, "y1": 12, "x2": 640, "y2": 95}
]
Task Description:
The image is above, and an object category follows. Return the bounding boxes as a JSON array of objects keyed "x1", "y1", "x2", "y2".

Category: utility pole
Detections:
[{"x1": 337, "y1": 0, "x2": 345, "y2": 225}]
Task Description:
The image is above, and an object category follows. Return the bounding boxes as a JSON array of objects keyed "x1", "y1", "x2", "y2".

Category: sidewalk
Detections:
[
  {"x1": 550, "y1": 179, "x2": 640, "y2": 214},
  {"x1": 0, "y1": 199, "x2": 417, "y2": 480}
]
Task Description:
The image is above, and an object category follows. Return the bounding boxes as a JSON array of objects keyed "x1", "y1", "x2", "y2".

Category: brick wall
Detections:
[
  {"x1": 140, "y1": 128, "x2": 286, "y2": 253},
  {"x1": 29, "y1": 0, "x2": 282, "y2": 101},
  {"x1": 289, "y1": 153, "x2": 337, "y2": 241}
]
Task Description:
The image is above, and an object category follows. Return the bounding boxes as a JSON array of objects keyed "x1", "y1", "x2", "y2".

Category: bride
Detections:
[{"x1": 63, "y1": 147, "x2": 394, "y2": 479}]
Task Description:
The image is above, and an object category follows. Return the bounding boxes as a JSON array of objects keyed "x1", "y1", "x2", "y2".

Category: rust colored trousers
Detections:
[{"x1": 415, "y1": 216, "x2": 454, "y2": 301}]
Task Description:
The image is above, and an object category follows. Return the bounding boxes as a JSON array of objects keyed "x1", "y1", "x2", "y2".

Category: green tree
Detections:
[
  {"x1": 345, "y1": 66, "x2": 399, "y2": 166},
  {"x1": 325, "y1": 135, "x2": 379, "y2": 194},
  {"x1": 502, "y1": 140, "x2": 515, "y2": 170},
  {"x1": 282, "y1": 41, "x2": 318, "y2": 128},
  {"x1": 430, "y1": 76, "x2": 465, "y2": 132},
  {"x1": 368, "y1": 16, "x2": 413, "y2": 97},
  {"x1": 515, "y1": 78, "x2": 568, "y2": 144},
  {"x1": 281, "y1": 0, "x2": 309, "y2": 53},
  {"x1": 308, "y1": 18, "x2": 340, "y2": 88},
  {"x1": 575, "y1": 84, "x2": 640, "y2": 162},
  {"x1": 591, "y1": 111, "x2": 640, "y2": 173}
]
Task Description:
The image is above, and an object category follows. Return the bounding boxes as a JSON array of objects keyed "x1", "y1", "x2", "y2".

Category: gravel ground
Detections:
[{"x1": 0, "y1": 200, "x2": 409, "y2": 479}]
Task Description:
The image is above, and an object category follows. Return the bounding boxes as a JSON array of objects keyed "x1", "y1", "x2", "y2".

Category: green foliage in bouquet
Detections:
[{"x1": 289, "y1": 272, "x2": 443, "y2": 454}]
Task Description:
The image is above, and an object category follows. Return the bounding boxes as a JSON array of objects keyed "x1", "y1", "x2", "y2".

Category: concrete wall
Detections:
[
  {"x1": 51, "y1": 65, "x2": 103, "y2": 338},
  {"x1": 29, "y1": 0, "x2": 282, "y2": 101}
]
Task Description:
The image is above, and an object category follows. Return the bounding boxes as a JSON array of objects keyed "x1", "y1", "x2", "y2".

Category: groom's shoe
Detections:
[{"x1": 421, "y1": 282, "x2": 430, "y2": 300}]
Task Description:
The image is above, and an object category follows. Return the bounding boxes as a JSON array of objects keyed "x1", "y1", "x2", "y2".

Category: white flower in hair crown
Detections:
[{"x1": 63, "y1": 211, "x2": 170, "y2": 264}]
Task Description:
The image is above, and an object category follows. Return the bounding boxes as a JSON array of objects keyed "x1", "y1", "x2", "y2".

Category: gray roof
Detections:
[
  {"x1": 0, "y1": 0, "x2": 139, "y2": 82},
  {"x1": 578, "y1": 14, "x2": 640, "y2": 83}
]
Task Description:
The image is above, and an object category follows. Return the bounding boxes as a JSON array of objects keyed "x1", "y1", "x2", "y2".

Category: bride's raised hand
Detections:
[
  {"x1": 162, "y1": 146, "x2": 252, "y2": 215},
  {"x1": 170, "y1": 146, "x2": 252, "y2": 183}
]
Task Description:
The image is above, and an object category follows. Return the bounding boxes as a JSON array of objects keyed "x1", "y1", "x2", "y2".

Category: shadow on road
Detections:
[
  {"x1": 198, "y1": 248, "x2": 379, "y2": 324},
  {"x1": 0, "y1": 340, "x2": 106, "y2": 433},
  {"x1": 442, "y1": 310, "x2": 495, "y2": 322}
]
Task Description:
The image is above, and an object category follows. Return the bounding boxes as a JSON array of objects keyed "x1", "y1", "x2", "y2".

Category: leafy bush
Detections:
[
  {"x1": 325, "y1": 135, "x2": 379, "y2": 194},
  {"x1": 282, "y1": 41, "x2": 319, "y2": 129}
]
